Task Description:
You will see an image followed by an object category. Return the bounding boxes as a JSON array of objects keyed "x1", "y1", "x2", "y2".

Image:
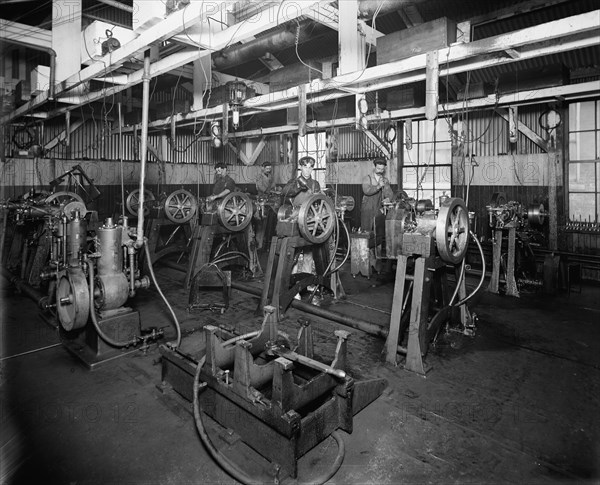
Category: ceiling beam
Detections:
[
  {"x1": 1, "y1": 0, "x2": 335, "y2": 124},
  {"x1": 120, "y1": 11, "x2": 599, "y2": 133},
  {"x1": 0, "y1": 18, "x2": 52, "y2": 49}
]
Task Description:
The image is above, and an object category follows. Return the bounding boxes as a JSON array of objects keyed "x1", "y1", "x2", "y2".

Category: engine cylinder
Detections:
[
  {"x1": 67, "y1": 210, "x2": 87, "y2": 266},
  {"x1": 96, "y1": 219, "x2": 123, "y2": 276}
]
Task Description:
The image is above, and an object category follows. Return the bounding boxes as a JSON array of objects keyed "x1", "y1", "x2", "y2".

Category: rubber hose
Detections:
[
  {"x1": 144, "y1": 242, "x2": 181, "y2": 348},
  {"x1": 193, "y1": 356, "x2": 346, "y2": 485},
  {"x1": 454, "y1": 230, "x2": 486, "y2": 307}
]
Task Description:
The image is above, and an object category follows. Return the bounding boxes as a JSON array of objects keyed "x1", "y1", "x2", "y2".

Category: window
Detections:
[
  {"x1": 297, "y1": 131, "x2": 327, "y2": 188},
  {"x1": 401, "y1": 118, "x2": 452, "y2": 207},
  {"x1": 568, "y1": 101, "x2": 599, "y2": 222}
]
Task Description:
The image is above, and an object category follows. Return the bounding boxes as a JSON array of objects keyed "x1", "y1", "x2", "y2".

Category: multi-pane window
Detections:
[
  {"x1": 402, "y1": 118, "x2": 452, "y2": 207},
  {"x1": 297, "y1": 132, "x2": 327, "y2": 188},
  {"x1": 568, "y1": 101, "x2": 599, "y2": 222}
]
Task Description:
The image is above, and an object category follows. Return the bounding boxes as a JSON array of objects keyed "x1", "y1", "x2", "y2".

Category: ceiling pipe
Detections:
[
  {"x1": 357, "y1": 0, "x2": 428, "y2": 19},
  {"x1": 96, "y1": 0, "x2": 134, "y2": 13},
  {"x1": 2, "y1": 39, "x2": 56, "y2": 100},
  {"x1": 212, "y1": 22, "x2": 322, "y2": 71}
]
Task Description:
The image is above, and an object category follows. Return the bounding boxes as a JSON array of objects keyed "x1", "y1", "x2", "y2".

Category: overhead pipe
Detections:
[
  {"x1": 135, "y1": 50, "x2": 151, "y2": 249},
  {"x1": 96, "y1": 0, "x2": 134, "y2": 13},
  {"x1": 212, "y1": 21, "x2": 323, "y2": 71}
]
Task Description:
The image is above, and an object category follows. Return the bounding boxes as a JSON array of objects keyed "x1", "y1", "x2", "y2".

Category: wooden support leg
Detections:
[
  {"x1": 488, "y1": 229, "x2": 502, "y2": 294},
  {"x1": 506, "y1": 227, "x2": 520, "y2": 298},
  {"x1": 384, "y1": 255, "x2": 408, "y2": 365},
  {"x1": 405, "y1": 257, "x2": 432, "y2": 376}
]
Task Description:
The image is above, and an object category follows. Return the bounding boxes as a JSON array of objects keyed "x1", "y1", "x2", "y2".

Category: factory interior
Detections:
[{"x1": 1, "y1": 0, "x2": 599, "y2": 484}]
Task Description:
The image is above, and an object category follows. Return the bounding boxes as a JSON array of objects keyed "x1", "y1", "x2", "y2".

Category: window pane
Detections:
[
  {"x1": 402, "y1": 166, "x2": 418, "y2": 187},
  {"x1": 569, "y1": 132, "x2": 596, "y2": 160},
  {"x1": 403, "y1": 146, "x2": 418, "y2": 165},
  {"x1": 436, "y1": 141, "x2": 452, "y2": 164},
  {"x1": 419, "y1": 189, "x2": 434, "y2": 202},
  {"x1": 419, "y1": 143, "x2": 435, "y2": 165},
  {"x1": 569, "y1": 163, "x2": 596, "y2": 192},
  {"x1": 569, "y1": 193, "x2": 595, "y2": 221},
  {"x1": 436, "y1": 165, "x2": 452, "y2": 187},
  {"x1": 418, "y1": 166, "x2": 434, "y2": 189},
  {"x1": 435, "y1": 119, "x2": 451, "y2": 141},
  {"x1": 404, "y1": 188, "x2": 418, "y2": 200},
  {"x1": 419, "y1": 120, "x2": 435, "y2": 142},
  {"x1": 569, "y1": 101, "x2": 596, "y2": 131}
]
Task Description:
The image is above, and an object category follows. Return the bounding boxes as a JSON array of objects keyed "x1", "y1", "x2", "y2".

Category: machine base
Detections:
[{"x1": 60, "y1": 308, "x2": 141, "y2": 370}]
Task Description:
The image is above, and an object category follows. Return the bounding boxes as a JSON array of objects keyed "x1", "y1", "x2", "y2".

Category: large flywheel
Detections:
[
  {"x1": 126, "y1": 189, "x2": 155, "y2": 217},
  {"x1": 217, "y1": 192, "x2": 252, "y2": 232},
  {"x1": 297, "y1": 193, "x2": 335, "y2": 244},
  {"x1": 56, "y1": 268, "x2": 90, "y2": 331},
  {"x1": 164, "y1": 189, "x2": 198, "y2": 224},
  {"x1": 435, "y1": 197, "x2": 469, "y2": 264}
]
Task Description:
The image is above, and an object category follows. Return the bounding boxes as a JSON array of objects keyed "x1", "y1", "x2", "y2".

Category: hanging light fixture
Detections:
[{"x1": 226, "y1": 80, "x2": 247, "y2": 130}]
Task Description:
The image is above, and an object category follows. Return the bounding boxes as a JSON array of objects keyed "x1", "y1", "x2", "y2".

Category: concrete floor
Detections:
[{"x1": 1, "y1": 257, "x2": 599, "y2": 485}]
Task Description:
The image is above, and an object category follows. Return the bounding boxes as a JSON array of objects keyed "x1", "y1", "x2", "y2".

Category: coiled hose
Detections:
[{"x1": 193, "y1": 355, "x2": 346, "y2": 485}]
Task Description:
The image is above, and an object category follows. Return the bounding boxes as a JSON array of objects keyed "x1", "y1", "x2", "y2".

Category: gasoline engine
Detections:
[
  {"x1": 55, "y1": 215, "x2": 164, "y2": 368},
  {"x1": 382, "y1": 195, "x2": 483, "y2": 375}
]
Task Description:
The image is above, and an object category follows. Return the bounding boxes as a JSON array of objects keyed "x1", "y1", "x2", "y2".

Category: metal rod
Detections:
[
  {"x1": 118, "y1": 102, "x2": 125, "y2": 220},
  {"x1": 0, "y1": 343, "x2": 62, "y2": 362},
  {"x1": 231, "y1": 280, "x2": 389, "y2": 339},
  {"x1": 136, "y1": 51, "x2": 152, "y2": 248},
  {"x1": 1, "y1": 267, "x2": 48, "y2": 309}
]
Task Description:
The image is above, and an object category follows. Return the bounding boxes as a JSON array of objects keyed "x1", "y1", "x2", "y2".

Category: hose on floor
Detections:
[
  {"x1": 143, "y1": 241, "x2": 181, "y2": 348},
  {"x1": 193, "y1": 356, "x2": 346, "y2": 485}
]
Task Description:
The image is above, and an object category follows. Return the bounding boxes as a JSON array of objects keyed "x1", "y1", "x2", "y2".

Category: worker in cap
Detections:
[
  {"x1": 361, "y1": 157, "x2": 394, "y2": 233},
  {"x1": 282, "y1": 156, "x2": 321, "y2": 206},
  {"x1": 207, "y1": 162, "x2": 236, "y2": 203},
  {"x1": 254, "y1": 161, "x2": 279, "y2": 250},
  {"x1": 256, "y1": 161, "x2": 276, "y2": 196}
]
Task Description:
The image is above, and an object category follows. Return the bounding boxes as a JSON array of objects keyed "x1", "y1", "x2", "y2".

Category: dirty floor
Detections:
[{"x1": 1, "y1": 256, "x2": 599, "y2": 484}]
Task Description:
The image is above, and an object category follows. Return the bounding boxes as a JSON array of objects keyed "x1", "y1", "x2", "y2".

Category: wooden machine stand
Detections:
[
  {"x1": 258, "y1": 193, "x2": 343, "y2": 321},
  {"x1": 185, "y1": 192, "x2": 255, "y2": 294},
  {"x1": 383, "y1": 198, "x2": 473, "y2": 375},
  {"x1": 486, "y1": 192, "x2": 547, "y2": 298}
]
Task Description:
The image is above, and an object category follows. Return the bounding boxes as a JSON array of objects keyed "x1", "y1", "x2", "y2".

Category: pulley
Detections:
[
  {"x1": 164, "y1": 189, "x2": 198, "y2": 224},
  {"x1": 435, "y1": 197, "x2": 469, "y2": 264},
  {"x1": 56, "y1": 267, "x2": 90, "y2": 331},
  {"x1": 126, "y1": 189, "x2": 155, "y2": 217},
  {"x1": 217, "y1": 192, "x2": 252, "y2": 232},
  {"x1": 297, "y1": 193, "x2": 335, "y2": 244}
]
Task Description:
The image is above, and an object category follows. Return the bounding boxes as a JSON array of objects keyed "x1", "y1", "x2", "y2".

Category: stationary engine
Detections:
[
  {"x1": 486, "y1": 192, "x2": 546, "y2": 230},
  {"x1": 385, "y1": 196, "x2": 470, "y2": 264}
]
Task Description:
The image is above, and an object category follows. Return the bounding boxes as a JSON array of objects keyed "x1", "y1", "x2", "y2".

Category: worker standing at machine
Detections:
[
  {"x1": 255, "y1": 161, "x2": 279, "y2": 250},
  {"x1": 361, "y1": 157, "x2": 394, "y2": 235},
  {"x1": 256, "y1": 161, "x2": 276, "y2": 195},
  {"x1": 282, "y1": 155, "x2": 321, "y2": 206},
  {"x1": 207, "y1": 162, "x2": 236, "y2": 206}
]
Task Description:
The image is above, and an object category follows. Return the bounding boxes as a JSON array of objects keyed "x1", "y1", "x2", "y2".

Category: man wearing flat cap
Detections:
[
  {"x1": 256, "y1": 161, "x2": 277, "y2": 196},
  {"x1": 361, "y1": 157, "x2": 394, "y2": 232},
  {"x1": 254, "y1": 161, "x2": 279, "y2": 250},
  {"x1": 207, "y1": 162, "x2": 236, "y2": 204},
  {"x1": 282, "y1": 156, "x2": 321, "y2": 206}
]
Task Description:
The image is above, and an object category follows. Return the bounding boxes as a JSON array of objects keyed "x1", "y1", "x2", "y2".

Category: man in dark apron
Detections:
[{"x1": 361, "y1": 157, "x2": 394, "y2": 240}]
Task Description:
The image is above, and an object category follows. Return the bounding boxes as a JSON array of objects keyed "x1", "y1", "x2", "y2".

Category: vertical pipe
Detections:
[
  {"x1": 136, "y1": 51, "x2": 151, "y2": 248},
  {"x1": 118, "y1": 102, "x2": 125, "y2": 219}
]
